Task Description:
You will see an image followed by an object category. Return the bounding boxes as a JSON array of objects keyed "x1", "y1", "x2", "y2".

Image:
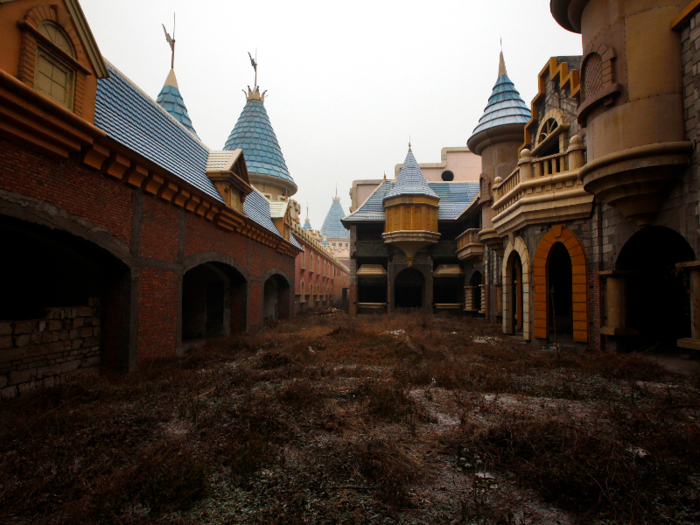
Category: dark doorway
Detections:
[
  {"x1": 509, "y1": 253, "x2": 523, "y2": 334},
  {"x1": 264, "y1": 274, "x2": 291, "y2": 321},
  {"x1": 616, "y1": 227, "x2": 694, "y2": 350},
  {"x1": 548, "y1": 242, "x2": 573, "y2": 337},
  {"x1": 182, "y1": 263, "x2": 246, "y2": 340},
  {"x1": 395, "y1": 268, "x2": 425, "y2": 309},
  {"x1": 0, "y1": 216, "x2": 133, "y2": 372}
]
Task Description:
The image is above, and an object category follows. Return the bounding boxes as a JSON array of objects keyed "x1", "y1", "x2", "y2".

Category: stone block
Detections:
[
  {"x1": 69, "y1": 330, "x2": 79, "y2": 340},
  {"x1": 48, "y1": 320, "x2": 62, "y2": 331},
  {"x1": 10, "y1": 368, "x2": 36, "y2": 385},
  {"x1": 72, "y1": 317, "x2": 84, "y2": 329},
  {"x1": 37, "y1": 364, "x2": 60, "y2": 378},
  {"x1": 24, "y1": 344, "x2": 49, "y2": 357},
  {"x1": 83, "y1": 336, "x2": 99, "y2": 347},
  {"x1": 14, "y1": 334, "x2": 31, "y2": 347},
  {"x1": 79, "y1": 327, "x2": 93, "y2": 338},
  {"x1": 60, "y1": 360, "x2": 81, "y2": 373},
  {"x1": 0, "y1": 336, "x2": 13, "y2": 349},
  {"x1": 88, "y1": 297, "x2": 100, "y2": 307},
  {"x1": 76, "y1": 307, "x2": 93, "y2": 317},
  {"x1": 65, "y1": 308, "x2": 77, "y2": 319},
  {"x1": 50, "y1": 341, "x2": 69, "y2": 352},
  {"x1": 14, "y1": 320, "x2": 36, "y2": 334},
  {"x1": 0, "y1": 323, "x2": 12, "y2": 336},
  {"x1": 38, "y1": 321, "x2": 46, "y2": 332},
  {"x1": 2, "y1": 385, "x2": 17, "y2": 400},
  {"x1": 82, "y1": 356, "x2": 100, "y2": 367},
  {"x1": 30, "y1": 332, "x2": 41, "y2": 344},
  {"x1": 59, "y1": 330, "x2": 70, "y2": 342},
  {"x1": 93, "y1": 327, "x2": 101, "y2": 337},
  {"x1": 92, "y1": 318, "x2": 100, "y2": 326},
  {"x1": 0, "y1": 375, "x2": 6, "y2": 388},
  {"x1": 18, "y1": 381, "x2": 36, "y2": 394},
  {"x1": 43, "y1": 376, "x2": 55, "y2": 388},
  {"x1": 71, "y1": 339, "x2": 83, "y2": 350}
]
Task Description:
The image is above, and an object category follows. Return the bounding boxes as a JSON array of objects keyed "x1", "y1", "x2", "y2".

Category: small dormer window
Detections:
[{"x1": 35, "y1": 22, "x2": 75, "y2": 110}]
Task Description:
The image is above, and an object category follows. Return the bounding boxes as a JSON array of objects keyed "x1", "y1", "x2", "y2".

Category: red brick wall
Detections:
[
  {"x1": 137, "y1": 267, "x2": 178, "y2": 359},
  {"x1": 0, "y1": 137, "x2": 133, "y2": 245},
  {"x1": 141, "y1": 197, "x2": 179, "y2": 262}
]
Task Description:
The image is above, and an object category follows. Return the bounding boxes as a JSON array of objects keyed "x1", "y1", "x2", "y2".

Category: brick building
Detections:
[{"x1": 0, "y1": 0, "x2": 301, "y2": 398}]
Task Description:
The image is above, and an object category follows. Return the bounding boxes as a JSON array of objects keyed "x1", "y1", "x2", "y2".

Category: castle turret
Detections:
[
  {"x1": 224, "y1": 84, "x2": 297, "y2": 201},
  {"x1": 467, "y1": 51, "x2": 530, "y2": 234},
  {"x1": 551, "y1": 0, "x2": 691, "y2": 225},
  {"x1": 156, "y1": 70, "x2": 198, "y2": 137},
  {"x1": 381, "y1": 146, "x2": 440, "y2": 267}
]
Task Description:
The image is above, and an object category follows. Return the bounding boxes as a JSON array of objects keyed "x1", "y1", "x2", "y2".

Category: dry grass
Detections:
[{"x1": 1, "y1": 311, "x2": 699, "y2": 524}]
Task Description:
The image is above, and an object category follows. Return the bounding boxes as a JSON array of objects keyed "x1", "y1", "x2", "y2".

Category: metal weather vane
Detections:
[
  {"x1": 162, "y1": 13, "x2": 175, "y2": 69},
  {"x1": 248, "y1": 50, "x2": 258, "y2": 87}
]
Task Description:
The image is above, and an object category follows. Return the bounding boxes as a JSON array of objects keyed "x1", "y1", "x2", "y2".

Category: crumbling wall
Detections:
[{"x1": 0, "y1": 300, "x2": 101, "y2": 399}]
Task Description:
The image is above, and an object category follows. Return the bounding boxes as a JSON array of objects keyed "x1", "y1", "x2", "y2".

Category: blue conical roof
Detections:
[
  {"x1": 321, "y1": 198, "x2": 350, "y2": 239},
  {"x1": 303, "y1": 217, "x2": 312, "y2": 231},
  {"x1": 156, "y1": 69, "x2": 198, "y2": 137},
  {"x1": 224, "y1": 94, "x2": 294, "y2": 184},
  {"x1": 470, "y1": 53, "x2": 530, "y2": 138},
  {"x1": 384, "y1": 149, "x2": 438, "y2": 202}
]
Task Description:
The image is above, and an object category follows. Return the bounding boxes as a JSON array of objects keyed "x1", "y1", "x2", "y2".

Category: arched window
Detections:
[{"x1": 35, "y1": 22, "x2": 75, "y2": 110}]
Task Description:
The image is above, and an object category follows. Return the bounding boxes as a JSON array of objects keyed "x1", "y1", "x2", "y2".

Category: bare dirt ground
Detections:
[{"x1": 2, "y1": 311, "x2": 700, "y2": 524}]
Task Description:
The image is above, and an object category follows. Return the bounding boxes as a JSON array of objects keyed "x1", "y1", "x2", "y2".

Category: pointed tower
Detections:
[
  {"x1": 467, "y1": 51, "x2": 530, "y2": 235},
  {"x1": 382, "y1": 146, "x2": 440, "y2": 267},
  {"x1": 156, "y1": 69, "x2": 198, "y2": 136},
  {"x1": 224, "y1": 70, "x2": 297, "y2": 201},
  {"x1": 321, "y1": 196, "x2": 351, "y2": 265}
]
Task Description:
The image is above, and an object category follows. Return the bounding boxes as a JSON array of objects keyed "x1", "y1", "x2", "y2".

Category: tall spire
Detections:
[
  {"x1": 467, "y1": 49, "x2": 530, "y2": 154},
  {"x1": 498, "y1": 50, "x2": 507, "y2": 77}
]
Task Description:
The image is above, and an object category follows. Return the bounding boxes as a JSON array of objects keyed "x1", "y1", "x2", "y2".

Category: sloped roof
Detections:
[
  {"x1": 242, "y1": 188, "x2": 284, "y2": 238},
  {"x1": 289, "y1": 233, "x2": 303, "y2": 251},
  {"x1": 469, "y1": 52, "x2": 530, "y2": 138},
  {"x1": 302, "y1": 218, "x2": 312, "y2": 231},
  {"x1": 344, "y1": 180, "x2": 479, "y2": 223},
  {"x1": 321, "y1": 198, "x2": 350, "y2": 239},
  {"x1": 384, "y1": 149, "x2": 438, "y2": 201},
  {"x1": 223, "y1": 98, "x2": 294, "y2": 184},
  {"x1": 156, "y1": 69, "x2": 198, "y2": 137},
  {"x1": 95, "y1": 63, "x2": 282, "y2": 239},
  {"x1": 95, "y1": 62, "x2": 221, "y2": 202}
]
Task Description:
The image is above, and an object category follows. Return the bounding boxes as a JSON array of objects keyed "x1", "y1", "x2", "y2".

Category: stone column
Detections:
[
  {"x1": 600, "y1": 271, "x2": 637, "y2": 336},
  {"x1": 677, "y1": 262, "x2": 700, "y2": 351}
]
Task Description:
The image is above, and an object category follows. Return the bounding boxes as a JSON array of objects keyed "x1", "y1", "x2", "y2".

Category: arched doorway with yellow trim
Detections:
[
  {"x1": 502, "y1": 236, "x2": 531, "y2": 340},
  {"x1": 533, "y1": 225, "x2": 588, "y2": 343}
]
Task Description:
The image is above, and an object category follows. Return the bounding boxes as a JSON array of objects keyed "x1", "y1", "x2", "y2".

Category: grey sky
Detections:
[{"x1": 79, "y1": 0, "x2": 582, "y2": 229}]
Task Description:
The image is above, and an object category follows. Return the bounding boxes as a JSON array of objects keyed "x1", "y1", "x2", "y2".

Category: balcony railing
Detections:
[
  {"x1": 489, "y1": 138, "x2": 593, "y2": 234},
  {"x1": 456, "y1": 228, "x2": 484, "y2": 262}
]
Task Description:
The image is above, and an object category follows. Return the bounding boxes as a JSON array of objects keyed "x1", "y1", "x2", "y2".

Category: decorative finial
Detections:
[
  {"x1": 248, "y1": 50, "x2": 258, "y2": 88},
  {"x1": 408, "y1": 140, "x2": 412, "y2": 152},
  {"x1": 383, "y1": 171, "x2": 386, "y2": 180},
  {"x1": 162, "y1": 14, "x2": 176, "y2": 70},
  {"x1": 498, "y1": 47, "x2": 508, "y2": 77}
]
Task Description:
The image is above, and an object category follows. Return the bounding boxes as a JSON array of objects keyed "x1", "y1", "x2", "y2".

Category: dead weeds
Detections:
[{"x1": 1, "y1": 312, "x2": 699, "y2": 524}]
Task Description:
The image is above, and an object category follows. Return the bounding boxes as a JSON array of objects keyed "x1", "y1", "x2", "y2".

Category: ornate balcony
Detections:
[
  {"x1": 456, "y1": 228, "x2": 484, "y2": 262},
  {"x1": 490, "y1": 136, "x2": 593, "y2": 235}
]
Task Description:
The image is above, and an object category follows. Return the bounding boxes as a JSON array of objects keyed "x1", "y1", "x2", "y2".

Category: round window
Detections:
[{"x1": 441, "y1": 170, "x2": 454, "y2": 181}]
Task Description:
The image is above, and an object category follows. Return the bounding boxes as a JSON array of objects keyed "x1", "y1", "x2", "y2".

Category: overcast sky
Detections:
[{"x1": 79, "y1": 0, "x2": 582, "y2": 229}]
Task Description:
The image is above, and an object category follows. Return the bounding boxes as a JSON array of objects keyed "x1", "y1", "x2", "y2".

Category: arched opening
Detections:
[
  {"x1": 182, "y1": 262, "x2": 246, "y2": 341},
  {"x1": 0, "y1": 215, "x2": 133, "y2": 385},
  {"x1": 395, "y1": 268, "x2": 425, "y2": 309},
  {"x1": 547, "y1": 242, "x2": 573, "y2": 338},
  {"x1": 263, "y1": 274, "x2": 291, "y2": 321},
  {"x1": 433, "y1": 270, "x2": 463, "y2": 304},
  {"x1": 616, "y1": 227, "x2": 694, "y2": 350},
  {"x1": 504, "y1": 252, "x2": 524, "y2": 335},
  {"x1": 463, "y1": 271, "x2": 483, "y2": 314}
]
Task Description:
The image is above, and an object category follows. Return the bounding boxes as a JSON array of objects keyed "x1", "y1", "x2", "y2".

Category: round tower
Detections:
[
  {"x1": 467, "y1": 52, "x2": 531, "y2": 236},
  {"x1": 382, "y1": 146, "x2": 440, "y2": 267},
  {"x1": 551, "y1": 0, "x2": 691, "y2": 225},
  {"x1": 224, "y1": 85, "x2": 297, "y2": 201}
]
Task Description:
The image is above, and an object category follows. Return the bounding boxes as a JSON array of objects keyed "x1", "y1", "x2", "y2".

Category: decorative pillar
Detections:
[
  {"x1": 677, "y1": 262, "x2": 700, "y2": 351},
  {"x1": 518, "y1": 149, "x2": 533, "y2": 181},
  {"x1": 479, "y1": 284, "x2": 486, "y2": 314},
  {"x1": 464, "y1": 286, "x2": 477, "y2": 312},
  {"x1": 600, "y1": 271, "x2": 638, "y2": 336}
]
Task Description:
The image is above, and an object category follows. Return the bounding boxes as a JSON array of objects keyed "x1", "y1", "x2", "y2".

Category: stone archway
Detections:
[
  {"x1": 533, "y1": 225, "x2": 588, "y2": 342},
  {"x1": 502, "y1": 236, "x2": 531, "y2": 340},
  {"x1": 263, "y1": 272, "x2": 291, "y2": 321},
  {"x1": 395, "y1": 268, "x2": 425, "y2": 309}
]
